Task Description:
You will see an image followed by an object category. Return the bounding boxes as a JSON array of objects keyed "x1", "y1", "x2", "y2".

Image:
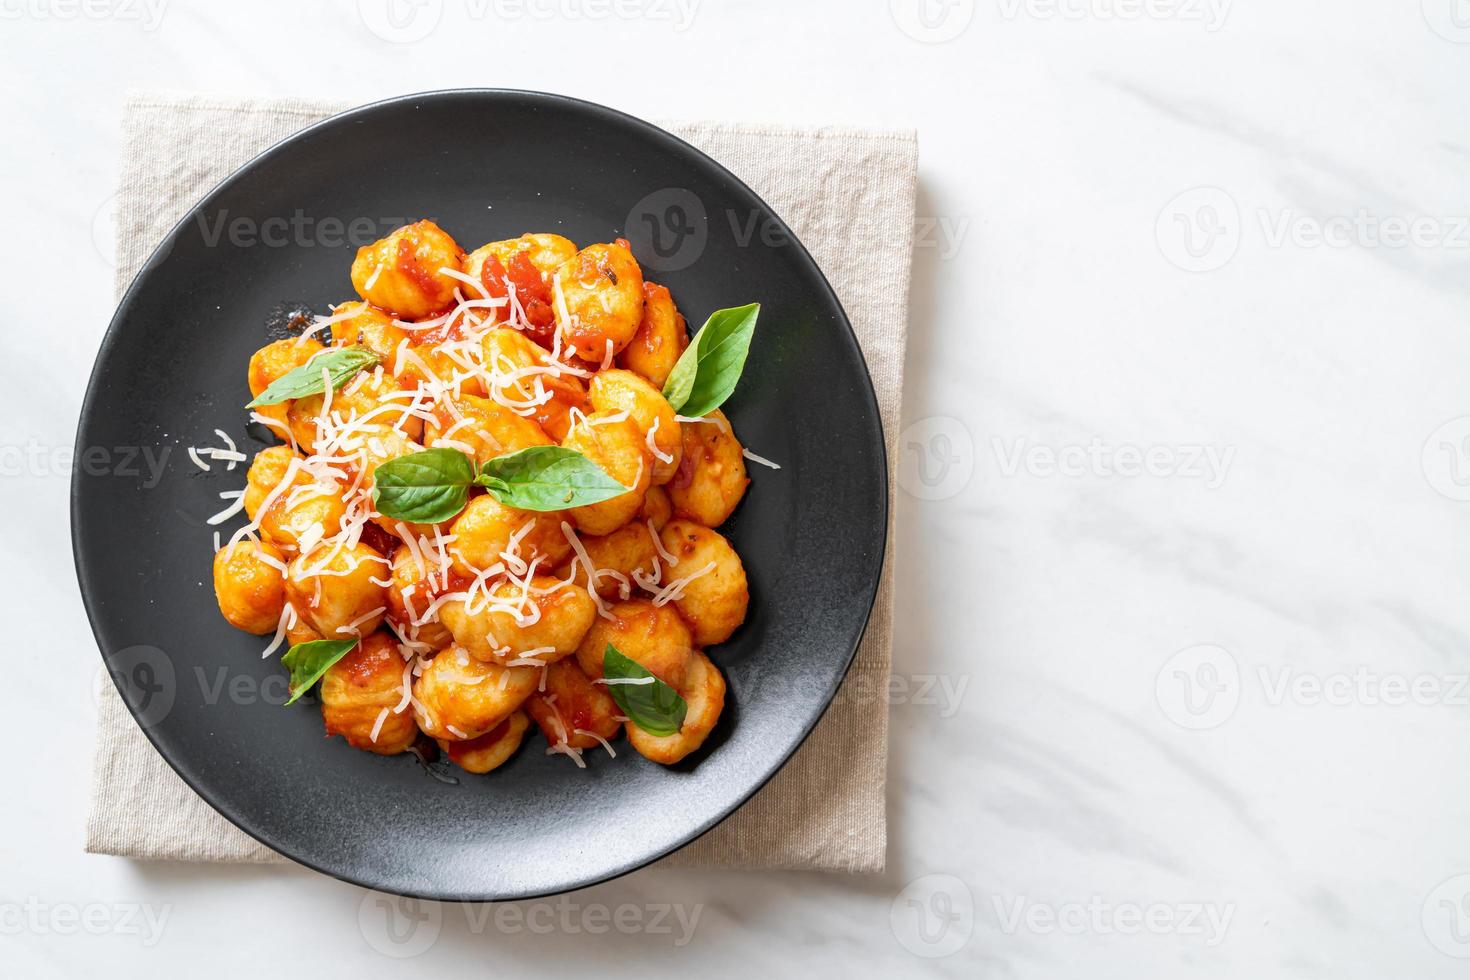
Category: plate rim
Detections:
[{"x1": 72, "y1": 88, "x2": 890, "y2": 901}]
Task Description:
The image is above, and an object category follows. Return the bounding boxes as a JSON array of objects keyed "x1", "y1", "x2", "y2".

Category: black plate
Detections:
[{"x1": 73, "y1": 90, "x2": 886, "y2": 901}]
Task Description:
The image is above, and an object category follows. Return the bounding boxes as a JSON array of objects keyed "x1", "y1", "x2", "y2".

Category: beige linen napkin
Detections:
[{"x1": 87, "y1": 93, "x2": 915, "y2": 873}]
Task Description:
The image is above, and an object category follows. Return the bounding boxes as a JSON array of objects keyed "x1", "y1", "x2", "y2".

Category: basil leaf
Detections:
[
  {"x1": 662, "y1": 303, "x2": 759, "y2": 417},
  {"x1": 281, "y1": 638, "x2": 359, "y2": 706},
  {"x1": 246, "y1": 346, "x2": 381, "y2": 408},
  {"x1": 477, "y1": 446, "x2": 627, "y2": 512},
  {"x1": 372, "y1": 447, "x2": 478, "y2": 523},
  {"x1": 371, "y1": 445, "x2": 625, "y2": 521},
  {"x1": 602, "y1": 643, "x2": 687, "y2": 737}
]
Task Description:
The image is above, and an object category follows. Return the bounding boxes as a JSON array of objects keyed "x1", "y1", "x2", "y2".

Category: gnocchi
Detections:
[
  {"x1": 575, "y1": 598, "x2": 694, "y2": 690},
  {"x1": 438, "y1": 575, "x2": 597, "y2": 664},
  {"x1": 525, "y1": 658, "x2": 622, "y2": 751},
  {"x1": 210, "y1": 221, "x2": 762, "y2": 775},
  {"x1": 560, "y1": 410, "x2": 651, "y2": 536},
  {"x1": 617, "y1": 281, "x2": 687, "y2": 388},
  {"x1": 413, "y1": 647, "x2": 539, "y2": 741},
  {"x1": 212, "y1": 538, "x2": 286, "y2": 634},
  {"x1": 440, "y1": 711, "x2": 530, "y2": 774},
  {"x1": 350, "y1": 219, "x2": 464, "y2": 318},
  {"x1": 624, "y1": 651, "x2": 727, "y2": 765},
  {"x1": 553, "y1": 241, "x2": 645, "y2": 362},
  {"x1": 657, "y1": 520, "x2": 749, "y2": 646},
  {"x1": 588, "y1": 368, "x2": 682, "y2": 485},
  {"x1": 320, "y1": 634, "x2": 419, "y2": 755},
  {"x1": 668, "y1": 409, "x2": 748, "y2": 527}
]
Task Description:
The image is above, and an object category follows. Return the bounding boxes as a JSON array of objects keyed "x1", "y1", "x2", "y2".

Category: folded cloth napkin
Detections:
[{"x1": 87, "y1": 92, "x2": 916, "y2": 873}]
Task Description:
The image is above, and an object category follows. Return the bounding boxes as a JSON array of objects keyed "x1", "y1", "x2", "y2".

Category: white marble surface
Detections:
[{"x1": 4, "y1": 0, "x2": 1469, "y2": 975}]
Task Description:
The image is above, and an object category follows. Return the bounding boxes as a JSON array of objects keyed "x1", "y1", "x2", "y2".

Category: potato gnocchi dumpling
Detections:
[
  {"x1": 284, "y1": 541, "x2": 389, "y2": 639},
  {"x1": 464, "y1": 233, "x2": 576, "y2": 286},
  {"x1": 463, "y1": 233, "x2": 576, "y2": 347},
  {"x1": 618, "y1": 281, "x2": 687, "y2": 388},
  {"x1": 328, "y1": 301, "x2": 411, "y2": 371},
  {"x1": 212, "y1": 539, "x2": 286, "y2": 634},
  {"x1": 396, "y1": 343, "x2": 489, "y2": 399},
  {"x1": 243, "y1": 446, "x2": 346, "y2": 553},
  {"x1": 424, "y1": 393, "x2": 552, "y2": 463},
  {"x1": 385, "y1": 544, "x2": 454, "y2": 652},
  {"x1": 413, "y1": 648, "x2": 539, "y2": 741},
  {"x1": 286, "y1": 614, "x2": 323, "y2": 647},
  {"x1": 625, "y1": 651, "x2": 726, "y2": 765},
  {"x1": 658, "y1": 520, "x2": 749, "y2": 646},
  {"x1": 642, "y1": 484, "x2": 673, "y2": 531},
  {"x1": 558, "y1": 519, "x2": 660, "y2": 599},
  {"x1": 525, "y1": 658, "x2": 622, "y2": 751},
  {"x1": 439, "y1": 711, "x2": 530, "y2": 774},
  {"x1": 248, "y1": 337, "x2": 325, "y2": 435},
  {"x1": 320, "y1": 634, "x2": 418, "y2": 755},
  {"x1": 447, "y1": 494, "x2": 570, "y2": 577},
  {"x1": 351, "y1": 219, "x2": 465, "y2": 318},
  {"x1": 481, "y1": 327, "x2": 590, "y2": 441},
  {"x1": 288, "y1": 366, "x2": 422, "y2": 452},
  {"x1": 553, "y1": 241, "x2": 645, "y2": 361},
  {"x1": 669, "y1": 409, "x2": 749, "y2": 527},
  {"x1": 588, "y1": 368, "x2": 682, "y2": 485},
  {"x1": 575, "y1": 598, "x2": 694, "y2": 690},
  {"x1": 210, "y1": 222, "x2": 763, "y2": 776},
  {"x1": 438, "y1": 576, "x2": 596, "y2": 664},
  {"x1": 561, "y1": 411, "x2": 651, "y2": 536}
]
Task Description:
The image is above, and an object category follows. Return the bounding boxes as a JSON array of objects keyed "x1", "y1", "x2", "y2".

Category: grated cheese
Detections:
[
  {"x1": 742, "y1": 448, "x2": 781, "y2": 470},
  {"x1": 649, "y1": 522, "x2": 679, "y2": 566},
  {"x1": 649, "y1": 561, "x2": 717, "y2": 607},
  {"x1": 206, "y1": 489, "x2": 247, "y2": 526},
  {"x1": 645, "y1": 416, "x2": 674, "y2": 464},
  {"x1": 575, "y1": 728, "x2": 617, "y2": 758}
]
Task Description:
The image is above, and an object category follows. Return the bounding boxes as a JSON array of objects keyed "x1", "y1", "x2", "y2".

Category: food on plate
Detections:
[{"x1": 202, "y1": 219, "x2": 765, "y2": 774}]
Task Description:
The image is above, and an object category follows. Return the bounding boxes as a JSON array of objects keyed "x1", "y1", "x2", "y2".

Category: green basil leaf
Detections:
[
  {"x1": 477, "y1": 446, "x2": 627, "y2": 512},
  {"x1": 281, "y1": 638, "x2": 359, "y2": 706},
  {"x1": 661, "y1": 303, "x2": 759, "y2": 417},
  {"x1": 246, "y1": 346, "x2": 381, "y2": 408},
  {"x1": 372, "y1": 447, "x2": 478, "y2": 523},
  {"x1": 602, "y1": 643, "x2": 687, "y2": 737}
]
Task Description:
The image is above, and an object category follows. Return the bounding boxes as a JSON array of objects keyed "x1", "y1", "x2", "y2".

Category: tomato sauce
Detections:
[
  {"x1": 395, "y1": 234, "x2": 440, "y2": 296},
  {"x1": 481, "y1": 251, "x2": 558, "y2": 347}
]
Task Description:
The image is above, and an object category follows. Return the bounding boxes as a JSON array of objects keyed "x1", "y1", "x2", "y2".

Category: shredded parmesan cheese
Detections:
[
  {"x1": 645, "y1": 417, "x2": 674, "y2": 464},
  {"x1": 649, "y1": 561, "x2": 717, "y2": 607},
  {"x1": 742, "y1": 448, "x2": 781, "y2": 469},
  {"x1": 575, "y1": 729, "x2": 617, "y2": 758},
  {"x1": 649, "y1": 522, "x2": 679, "y2": 566},
  {"x1": 206, "y1": 490, "x2": 247, "y2": 526}
]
